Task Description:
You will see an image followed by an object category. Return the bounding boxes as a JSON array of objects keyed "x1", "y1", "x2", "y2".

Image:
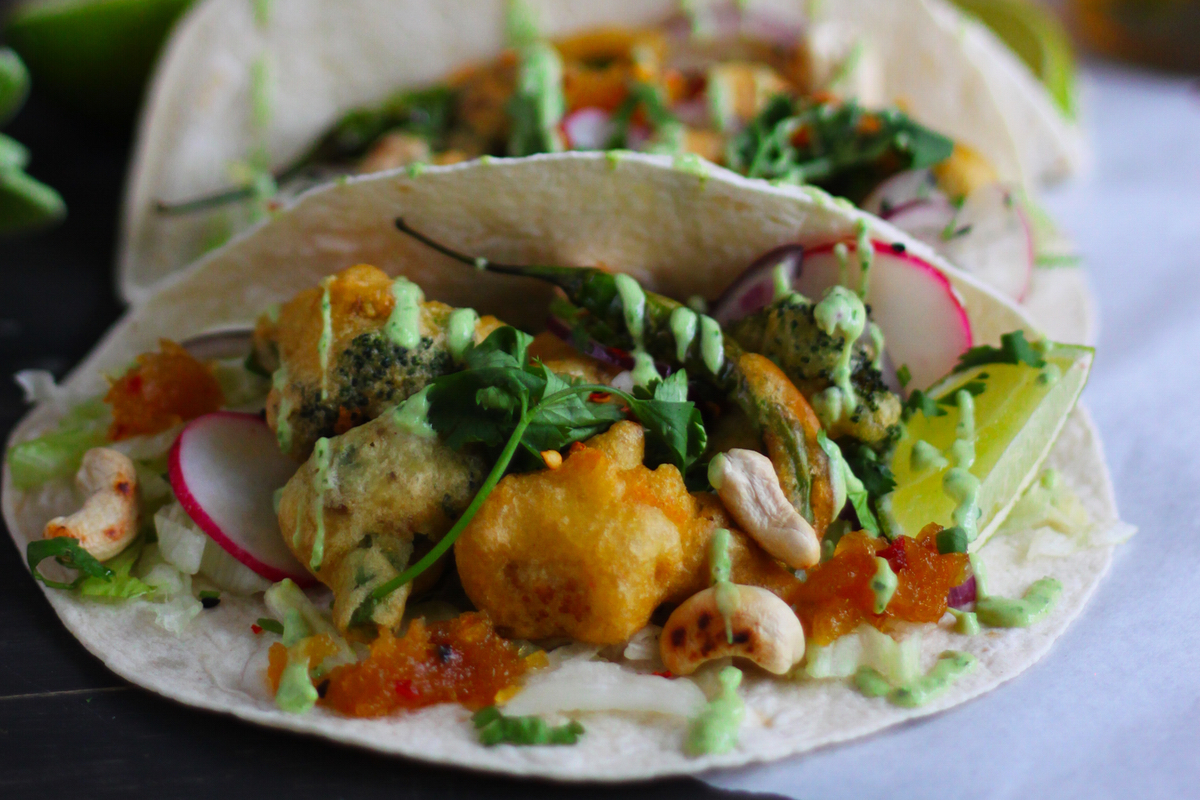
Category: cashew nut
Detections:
[
  {"x1": 709, "y1": 449, "x2": 821, "y2": 569},
  {"x1": 43, "y1": 448, "x2": 139, "y2": 561},
  {"x1": 660, "y1": 584, "x2": 805, "y2": 675}
]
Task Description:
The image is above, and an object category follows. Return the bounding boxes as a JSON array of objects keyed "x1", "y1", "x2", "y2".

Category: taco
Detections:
[
  {"x1": 120, "y1": 0, "x2": 1089, "y2": 328},
  {"x1": 6, "y1": 154, "x2": 1130, "y2": 778}
]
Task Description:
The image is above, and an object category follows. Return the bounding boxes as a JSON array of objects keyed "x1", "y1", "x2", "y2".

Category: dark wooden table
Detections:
[{"x1": 0, "y1": 74, "x2": 794, "y2": 800}]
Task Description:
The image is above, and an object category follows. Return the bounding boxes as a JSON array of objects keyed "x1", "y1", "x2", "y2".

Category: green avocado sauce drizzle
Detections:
[
  {"x1": 911, "y1": 439, "x2": 948, "y2": 472},
  {"x1": 616, "y1": 273, "x2": 662, "y2": 386},
  {"x1": 670, "y1": 306, "x2": 698, "y2": 362},
  {"x1": 446, "y1": 308, "x2": 480, "y2": 362},
  {"x1": 393, "y1": 386, "x2": 437, "y2": 439},
  {"x1": 272, "y1": 365, "x2": 293, "y2": 453},
  {"x1": 615, "y1": 273, "x2": 647, "y2": 345},
  {"x1": 854, "y1": 219, "x2": 874, "y2": 299},
  {"x1": 710, "y1": 527, "x2": 738, "y2": 643},
  {"x1": 812, "y1": 285, "x2": 867, "y2": 425},
  {"x1": 699, "y1": 315, "x2": 725, "y2": 375},
  {"x1": 773, "y1": 261, "x2": 793, "y2": 301},
  {"x1": 855, "y1": 650, "x2": 977, "y2": 708},
  {"x1": 942, "y1": 388, "x2": 982, "y2": 548},
  {"x1": 949, "y1": 608, "x2": 980, "y2": 635},
  {"x1": 317, "y1": 278, "x2": 333, "y2": 401},
  {"x1": 385, "y1": 277, "x2": 425, "y2": 350},
  {"x1": 870, "y1": 556, "x2": 898, "y2": 613},
  {"x1": 976, "y1": 578, "x2": 1063, "y2": 628},
  {"x1": 273, "y1": 609, "x2": 317, "y2": 713},
  {"x1": 309, "y1": 437, "x2": 333, "y2": 571},
  {"x1": 687, "y1": 665, "x2": 745, "y2": 756}
]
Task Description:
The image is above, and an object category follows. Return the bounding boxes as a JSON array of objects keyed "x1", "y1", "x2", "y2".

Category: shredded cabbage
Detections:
[
  {"x1": 504, "y1": 659, "x2": 707, "y2": 718},
  {"x1": 803, "y1": 625, "x2": 922, "y2": 686},
  {"x1": 154, "y1": 501, "x2": 272, "y2": 595},
  {"x1": 135, "y1": 543, "x2": 203, "y2": 635}
]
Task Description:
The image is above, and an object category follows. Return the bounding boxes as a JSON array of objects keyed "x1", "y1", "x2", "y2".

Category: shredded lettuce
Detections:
[
  {"x1": 7, "y1": 398, "x2": 108, "y2": 489},
  {"x1": 803, "y1": 624, "x2": 922, "y2": 686},
  {"x1": 78, "y1": 537, "x2": 153, "y2": 599}
]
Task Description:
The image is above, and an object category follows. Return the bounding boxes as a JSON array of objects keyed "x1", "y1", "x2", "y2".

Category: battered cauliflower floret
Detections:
[
  {"x1": 254, "y1": 264, "x2": 503, "y2": 459},
  {"x1": 455, "y1": 421, "x2": 798, "y2": 644},
  {"x1": 278, "y1": 410, "x2": 487, "y2": 632}
]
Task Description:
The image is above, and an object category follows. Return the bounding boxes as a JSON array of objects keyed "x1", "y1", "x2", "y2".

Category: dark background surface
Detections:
[{"x1": 0, "y1": 46, "x2": 785, "y2": 800}]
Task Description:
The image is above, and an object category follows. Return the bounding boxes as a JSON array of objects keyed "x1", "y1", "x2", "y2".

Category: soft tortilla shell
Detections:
[
  {"x1": 7, "y1": 154, "x2": 1117, "y2": 779},
  {"x1": 120, "y1": 0, "x2": 1083, "y2": 302}
]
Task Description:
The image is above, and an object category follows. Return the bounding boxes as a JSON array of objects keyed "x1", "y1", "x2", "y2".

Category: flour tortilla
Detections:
[
  {"x1": 8, "y1": 154, "x2": 1121, "y2": 779},
  {"x1": 118, "y1": 0, "x2": 1085, "y2": 303}
]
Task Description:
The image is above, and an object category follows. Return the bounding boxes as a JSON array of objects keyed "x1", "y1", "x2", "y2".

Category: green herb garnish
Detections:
[
  {"x1": 472, "y1": 706, "x2": 585, "y2": 746},
  {"x1": 954, "y1": 330, "x2": 1046, "y2": 373},
  {"x1": 727, "y1": 96, "x2": 954, "y2": 203},
  {"x1": 256, "y1": 617, "x2": 285, "y2": 635},
  {"x1": 26, "y1": 537, "x2": 114, "y2": 590},
  {"x1": 351, "y1": 327, "x2": 706, "y2": 624}
]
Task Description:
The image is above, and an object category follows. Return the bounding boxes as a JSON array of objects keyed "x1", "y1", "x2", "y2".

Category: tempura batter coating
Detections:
[
  {"x1": 254, "y1": 264, "x2": 503, "y2": 459},
  {"x1": 278, "y1": 410, "x2": 486, "y2": 632},
  {"x1": 455, "y1": 422, "x2": 798, "y2": 644}
]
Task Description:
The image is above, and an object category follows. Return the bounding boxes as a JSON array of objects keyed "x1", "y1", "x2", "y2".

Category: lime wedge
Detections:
[
  {"x1": 4, "y1": 0, "x2": 194, "y2": 120},
  {"x1": 952, "y1": 0, "x2": 1077, "y2": 118},
  {"x1": 888, "y1": 341, "x2": 1092, "y2": 550},
  {"x1": 0, "y1": 47, "x2": 31, "y2": 123}
]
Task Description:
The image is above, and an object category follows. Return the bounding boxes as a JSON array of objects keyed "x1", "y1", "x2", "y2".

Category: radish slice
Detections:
[
  {"x1": 796, "y1": 240, "x2": 972, "y2": 390},
  {"x1": 862, "y1": 169, "x2": 944, "y2": 217},
  {"x1": 938, "y1": 183, "x2": 1034, "y2": 302},
  {"x1": 169, "y1": 412, "x2": 313, "y2": 586},
  {"x1": 563, "y1": 107, "x2": 614, "y2": 151},
  {"x1": 711, "y1": 244, "x2": 804, "y2": 324}
]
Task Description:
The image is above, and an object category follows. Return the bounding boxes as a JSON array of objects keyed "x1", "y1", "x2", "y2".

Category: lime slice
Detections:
[
  {"x1": 4, "y1": 0, "x2": 194, "y2": 120},
  {"x1": 952, "y1": 0, "x2": 1077, "y2": 118},
  {"x1": 888, "y1": 341, "x2": 1092, "y2": 550},
  {"x1": 0, "y1": 166, "x2": 67, "y2": 234},
  {"x1": 0, "y1": 47, "x2": 31, "y2": 123}
]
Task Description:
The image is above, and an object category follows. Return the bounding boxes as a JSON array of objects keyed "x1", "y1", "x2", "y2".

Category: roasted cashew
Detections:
[
  {"x1": 660, "y1": 584, "x2": 805, "y2": 676},
  {"x1": 44, "y1": 448, "x2": 139, "y2": 561},
  {"x1": 709, "y1": 449, "x2": 821, "y2": 569}
]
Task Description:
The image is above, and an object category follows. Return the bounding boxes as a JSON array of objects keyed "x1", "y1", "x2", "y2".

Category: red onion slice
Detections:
[
  {"x1": 710, "y1": 244, "x2": 804, "y2": 325},
  {"x1": 544, "y1": 316, "x2": 635, "y2": 371},
  {"x1": 947, "y1": 575, "x2": 977, "y2": 609}
]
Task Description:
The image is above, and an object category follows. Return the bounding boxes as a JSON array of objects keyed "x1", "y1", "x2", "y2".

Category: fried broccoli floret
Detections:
[
  {"x1": 727, "y1": 294, "x2": 901, "y2": 448},
  {"x1": 277, "y1": 409, "x2": 488, "y2": 632},
  {"x1": 253, "y1": 264, "x2": 503, "y2": 459}
]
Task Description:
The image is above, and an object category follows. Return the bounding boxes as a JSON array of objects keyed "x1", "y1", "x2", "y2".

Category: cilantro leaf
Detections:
[
  {"x1": 936, "y1": 380, "x2": 986, "y2": 406},
  {"x1": 954, "y1": 330, "x2": 1046, "y2": 373},
  {"x1": 836, "y1": 438, "x2": 897, "y2": 499},
  {"x1": 27, "y1": 536, "x2": 114, "y2": 590},
  {"x1": 901, "y1": 389, "x2": 946, "y2": 421}
]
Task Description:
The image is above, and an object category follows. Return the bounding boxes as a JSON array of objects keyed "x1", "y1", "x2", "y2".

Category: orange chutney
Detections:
[
  {"x1": 303, "y1": 614, "x2": 528, "y2": 718},
  {"x1": 104, "y1": 340, "x2": 224, "y2": 440},
  {"x1": 789, "y1": 526, "x2": 969, "y2": 646}
]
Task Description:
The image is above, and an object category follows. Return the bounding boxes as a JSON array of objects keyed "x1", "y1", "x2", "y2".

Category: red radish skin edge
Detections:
[
  {"x1": 804, "y1": 239, "x2": 974, "y2": 351},
  {"x1": 1012, "y1": 199, "x2": 1036, "y2": 304},
  {"x1": 168, "y1": 411, "x2": 316, "y2": 587}
]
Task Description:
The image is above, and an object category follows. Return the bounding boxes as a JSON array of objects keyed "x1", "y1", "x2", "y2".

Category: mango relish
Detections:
[
  {"x1": 104, "y1": 339, "x2": 224, "y2": 440},
  {"x1": 789, "y1": 526, "x2": 969, "y2": 646},
  {"x1": 288, "y1": 613, "x2": 528, "y2": 718}
]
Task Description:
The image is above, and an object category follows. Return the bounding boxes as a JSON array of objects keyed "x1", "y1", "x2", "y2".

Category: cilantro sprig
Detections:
[
  {"x1": 352, "y1": 327, "x2": 707, "y2": 624},
  {"x1": 27, "y1": 537, "x2": 114, "y2": 590},
  {"x1": 954, "y1": 330, "x2": 1046, "y2": 373}
]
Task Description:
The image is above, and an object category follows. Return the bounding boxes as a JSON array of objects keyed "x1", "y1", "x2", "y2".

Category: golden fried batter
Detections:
[
  {"x1": 278, "y1": 409, "x2": 486, "y2": 632},
  {"x1": 254, "y1": 264, "x2": 503, "y2": 459},
  {"x1": 455, "y1": 421, "x2": 798, "y2": 644}
]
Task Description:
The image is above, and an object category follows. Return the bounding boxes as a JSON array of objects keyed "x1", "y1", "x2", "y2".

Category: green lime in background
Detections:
[
  {"x1": 952, "y1": 0, "x2": 1078, "y2": 118},
  {"x1": 5, "y1": 0, "x2": 195, "y2": 121}
]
